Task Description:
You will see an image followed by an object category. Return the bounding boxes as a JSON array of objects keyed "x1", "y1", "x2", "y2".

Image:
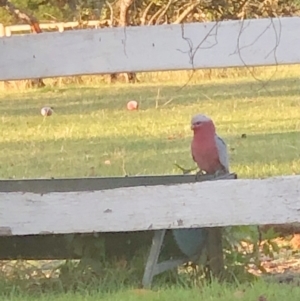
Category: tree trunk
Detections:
[{"x1": 119, "y1": 0, "x2": 133, "y2": 26}]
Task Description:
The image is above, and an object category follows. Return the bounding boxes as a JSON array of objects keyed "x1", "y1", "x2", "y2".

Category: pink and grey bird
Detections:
[
  {"x1": 41, "y1": 106, "x2": 53, "y2": 117},
  {"x1": 191, "y1": 114, "x2": 229, "y2": 176},
  {"x1": 127, "y1": 100, "x2": 139, "y2": 111},
  {"x1": 172, "y1": 114, "x2": 230, "y2": 258}
]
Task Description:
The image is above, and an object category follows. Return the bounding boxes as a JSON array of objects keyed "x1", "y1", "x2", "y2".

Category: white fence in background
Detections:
[
  {"x1": 0, "y1": 21, "x2": 101, "y2": 37},
  {"x1": 0, "y1": 17, "x2": 300, "y2": 81}
]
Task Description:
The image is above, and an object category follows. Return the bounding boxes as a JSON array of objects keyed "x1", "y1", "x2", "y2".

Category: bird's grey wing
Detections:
[
  {"x1": 191, "y1": 142, "x2": 196, "y2": 162},
  {"x1": 215, "y1": 134, "x2": 229, "y2": 172}
]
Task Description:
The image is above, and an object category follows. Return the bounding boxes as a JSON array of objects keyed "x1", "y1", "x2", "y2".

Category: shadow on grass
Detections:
[
  {"x1": 0, "y1": 131, "x2": 299, "y2": 179},
  {"x1": 0, "y1": 76, "x2": 300, "y2": 117}
]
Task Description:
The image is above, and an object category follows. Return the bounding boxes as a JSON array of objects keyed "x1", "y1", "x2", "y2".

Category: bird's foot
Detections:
[
  {"x1": 174, "y1": 163, "x2": 197, "y2": 175},
  {"x1": 195, "y1": 169, "x2": 205, "y2": 180},
  {"x1": 213, "y1": 169, "x2": 227, "y2": 179}
]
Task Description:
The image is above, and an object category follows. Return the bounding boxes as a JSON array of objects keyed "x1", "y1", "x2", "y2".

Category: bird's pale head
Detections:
[
  {"x1": 41, "y1": 106, "x2": 54, "y2": 117},
  {"x1": 190, "y1": 114, "x2": 215, "y2": 131}
]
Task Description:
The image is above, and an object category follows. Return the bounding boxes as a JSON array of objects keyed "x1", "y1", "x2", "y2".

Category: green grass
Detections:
[
  {"x1": 3, "y1": 280, "x2": 300, "y2": 301},
  {"x1": 1, "y1": 66, "x2": 300, "y2": 179},
  {"x1": 1, "y1": 66, "x2": 300, "y2": 299}
]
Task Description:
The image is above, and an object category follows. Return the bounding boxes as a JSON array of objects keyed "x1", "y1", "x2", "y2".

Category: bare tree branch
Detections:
[
  {"x1": 140, "y1": 1, "x2": 153, "y2": 26},
  {"x1": 147, "y1": 5, "x2": 164, "y2": 25},
  {"x1": 236, "y1": 0, "x2": 250, "y2": 20},
  {"x1": 155, "y1": 0, "x2": 173, "y2": 25},
  {"x1": 105, "y1": 0, "x2": 114, "y2": 26},
  {"x1": 173, "y1": 0, "x2": 201, "y2": 24},
  {"x1": 119, "y1": 0, "x2": 133, "y2": 26},
  {"x1": 0, "y1": 0, "x2": 42, "y2": 33}
]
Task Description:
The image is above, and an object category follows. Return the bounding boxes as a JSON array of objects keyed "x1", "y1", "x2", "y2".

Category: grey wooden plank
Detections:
[
  {"x1": 153, "y1": 253, "x2": 199, "y2": 276},
  {"x1": 153, "y1": 258, "x2": 188, "y2": 276},
  {"x1": 142, "y1": 229, "x2": 166, "y2": 288},
  {"x1": 0, "y1": 173, "x2": 237, "y2": 193}
]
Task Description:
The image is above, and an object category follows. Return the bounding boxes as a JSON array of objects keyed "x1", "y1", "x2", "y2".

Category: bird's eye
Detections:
[{"x1": 195, "y1": 121, "x2": 202, "y2": 125}]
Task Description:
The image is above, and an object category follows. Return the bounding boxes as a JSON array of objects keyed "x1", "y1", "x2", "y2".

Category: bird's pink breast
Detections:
[{"x1": 191, "y1": 131, "x2": 222, "y2": 174}]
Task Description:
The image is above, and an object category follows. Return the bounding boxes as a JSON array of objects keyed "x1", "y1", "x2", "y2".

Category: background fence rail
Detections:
[
  {"x1": 1, "y1": 17, "x2": 300, "y2": 81},
  {"x1": 0, "y1": 20, "x2": 102, "y2": 37}
]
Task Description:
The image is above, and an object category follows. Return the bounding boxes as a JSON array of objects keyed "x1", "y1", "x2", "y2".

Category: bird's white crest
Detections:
[{"x1": 190, "y1": 114, "x2": 212, "y2": 126}]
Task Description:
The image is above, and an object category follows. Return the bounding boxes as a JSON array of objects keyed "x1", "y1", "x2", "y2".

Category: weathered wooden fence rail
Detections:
[
  {"x1": 0, "y1": 173, "x2": 238, "y2": 287},
  {"x1": 2, "y1": 174, "x2": 300, "y2": 236},
  {"x1": 1, "y1": 16, "x2": 300, "y2": 288},
  {"x1": 1, "y1": 17, "x2": 300, "y2": 81}
]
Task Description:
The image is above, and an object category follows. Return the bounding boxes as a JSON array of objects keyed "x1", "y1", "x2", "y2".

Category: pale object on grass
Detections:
[
  {"x1": 127, "y1": 100, "x2": 139, "y2": 111},
  {"x1": 41, "y1": 106, "x2": 53, "y2": 117}
]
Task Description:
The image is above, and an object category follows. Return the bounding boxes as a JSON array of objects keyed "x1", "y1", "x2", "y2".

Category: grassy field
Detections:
[
  {"x1": 3, "y1": 280, "x2": 300, "y2": 301},
  {"x1": 1, "y1": 66, "x2": 300, "y2": 300},
  {"x1": 1, "y1": 67, "x2": 300, "y2": 180}
]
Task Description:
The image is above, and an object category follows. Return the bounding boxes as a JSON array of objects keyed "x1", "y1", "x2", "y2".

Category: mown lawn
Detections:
[
  {"x1": 1, "y1": 68, "x2": 300, "y2": 180},
  {"x1": 4, "y1": 280, "x2": 300, "y2": 301}
]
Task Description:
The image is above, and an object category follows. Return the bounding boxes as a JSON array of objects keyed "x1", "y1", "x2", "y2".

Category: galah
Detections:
[
  {"x1": 191, "y1": 114, "x2": 229, "y2": 176},
  {"x1": 127, "y1": 100, "x2": 139, "y2": 111},
  {"x1": 172, "y1": 115, "x2": 230, "y2": 258},
  {"x1": 41, "y1": 106, "x2": 54, "y2": 117}
]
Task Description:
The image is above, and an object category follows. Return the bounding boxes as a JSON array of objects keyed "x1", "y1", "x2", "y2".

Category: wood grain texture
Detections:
[
  {"x1": 0, "y1": 17, "x2": 298, "y2": 80},
  {"x1": 1, "y1": 175, "x2": 300, "y2": 236}
]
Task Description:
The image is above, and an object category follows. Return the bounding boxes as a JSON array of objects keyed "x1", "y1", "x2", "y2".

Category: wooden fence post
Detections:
[
  {"x1": 5, "y1": 27, "x2": 11, "y2": 37},
  {"x1": 207, "y1": 227, "x2": 224, "y2": 279},
  {"x1": 58, "y1": 23, "x2": 64, "y2": 33},
  {"x1": 0, "y1": 24, "x2": 5, "y2": 37}
]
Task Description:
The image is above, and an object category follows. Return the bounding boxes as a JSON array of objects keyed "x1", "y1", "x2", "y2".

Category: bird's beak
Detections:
[{"x1": 191, "y1": 123, "x2": 199, "y2": 130}]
